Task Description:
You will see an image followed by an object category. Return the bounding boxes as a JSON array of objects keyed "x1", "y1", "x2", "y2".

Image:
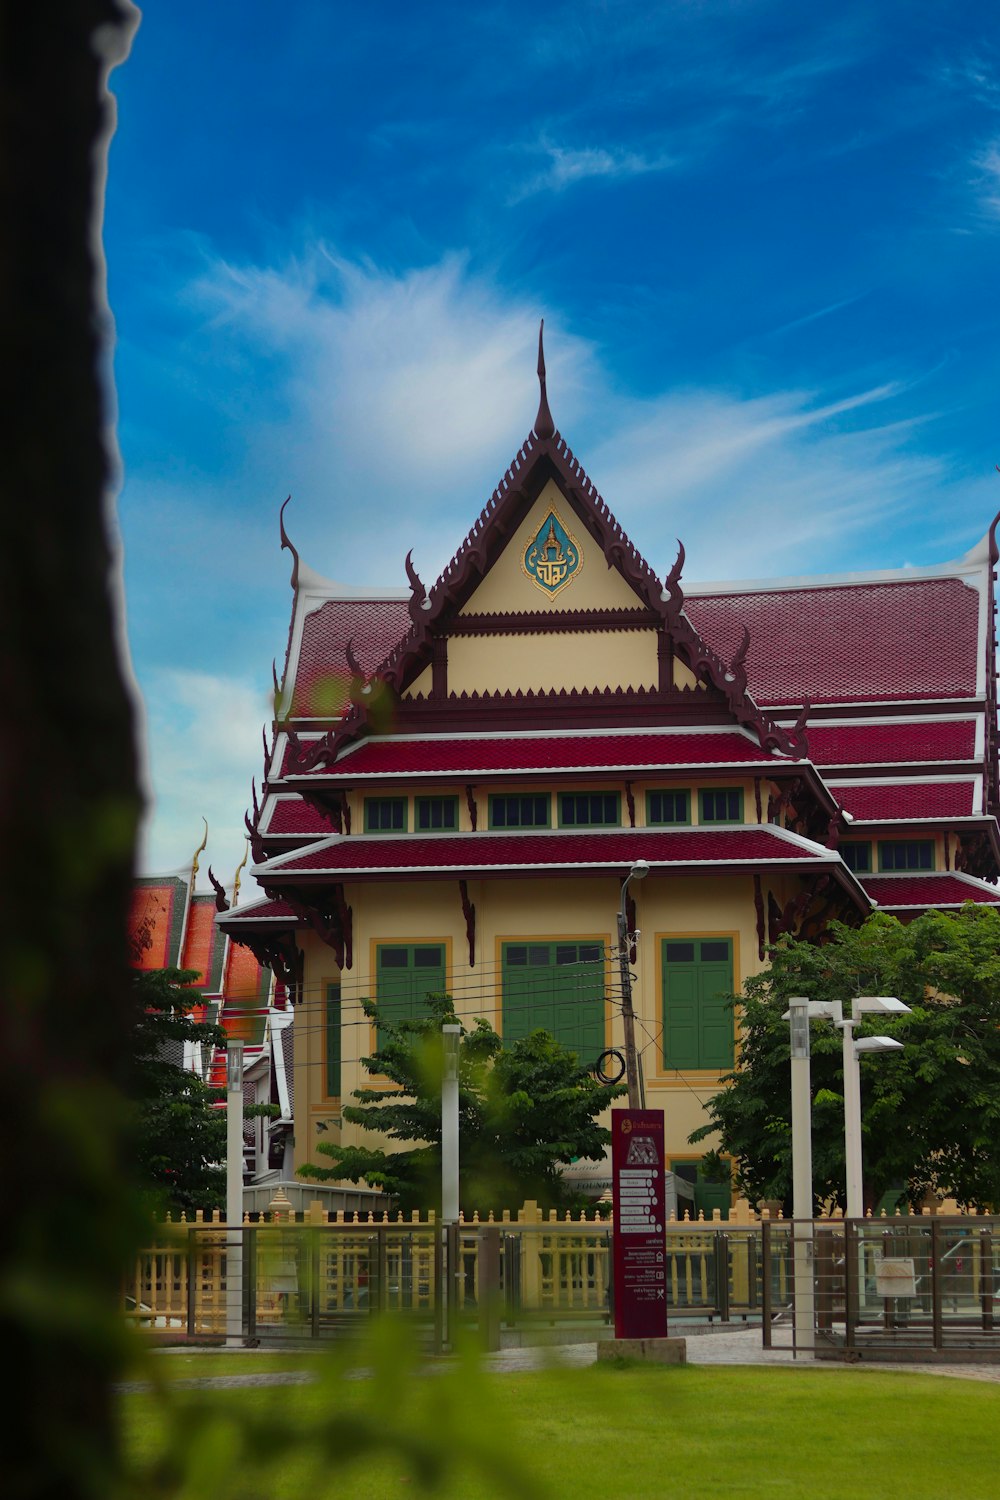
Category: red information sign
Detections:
[{"x1": 612, "y1": 1108, "x2": 668, "y2": 1339}]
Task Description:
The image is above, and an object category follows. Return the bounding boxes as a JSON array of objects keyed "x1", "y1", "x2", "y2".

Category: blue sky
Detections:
[{"x1": 106, "y1": 1, "x2": 1000, "y2": 883}]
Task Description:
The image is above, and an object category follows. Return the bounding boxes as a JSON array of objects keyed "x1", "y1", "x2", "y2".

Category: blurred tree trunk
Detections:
[{"x1": 0, "y1": 4, "x2": 142, "y2": 1496}]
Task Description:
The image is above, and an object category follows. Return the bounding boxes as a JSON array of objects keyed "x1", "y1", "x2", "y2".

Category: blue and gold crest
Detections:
[{"x1": 522, "y1": 508, "x2": 582, "y2": 598}]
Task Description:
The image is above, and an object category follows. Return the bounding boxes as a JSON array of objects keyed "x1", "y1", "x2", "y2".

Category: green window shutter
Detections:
[
  {"x1": 326, "y1": 983, "x2": 342, "y2": 1098},
  {"x1": 501, "y1": 942, "x2": 604, "y2": 1063},
  {"x1": 662, "y1": 939, "x2": 733, "y2": 1070},
  {"x1": 376, "y1": 944, "x2": 446, "y2": 1043},
  {"x1": 670, "y1": 1159, "x2": 732, "y2": 1220}
]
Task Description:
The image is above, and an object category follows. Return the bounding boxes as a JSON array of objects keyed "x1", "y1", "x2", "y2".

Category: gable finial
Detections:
[{"x1": 533, "y1": 319, "x2": 555, "y2": 440}]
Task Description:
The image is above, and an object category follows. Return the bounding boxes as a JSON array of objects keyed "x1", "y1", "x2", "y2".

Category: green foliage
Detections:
[
  {"x1": 690, "y1": 906, "x2": 1000, "y2": 1212},
  {"x1": 128, "y1": 968, "x2": 231, "y2": 1215},
  {"x1": 299, "y1": 993, "x2": 625, "y2": 1214}
]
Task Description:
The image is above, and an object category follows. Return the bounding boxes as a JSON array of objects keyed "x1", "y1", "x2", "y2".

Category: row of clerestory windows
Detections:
[{"x1": 362, "y1": 787, "x2": 747, "y2": 833}]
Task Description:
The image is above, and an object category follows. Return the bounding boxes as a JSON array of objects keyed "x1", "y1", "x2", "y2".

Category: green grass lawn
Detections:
[{"x1": 119, "y1": 1347, "x2": 1000, "y2": 1500}]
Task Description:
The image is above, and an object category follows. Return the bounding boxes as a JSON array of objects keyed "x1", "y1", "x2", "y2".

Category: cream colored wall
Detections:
[
  {"x1": 458, "y1": 481, "x2": 645, "y2": 615},
  {"x1": 448, "y1": 629, "x2": 657, "y2": 695},
  {"x1": 403, "y1": 664, "x2": 433, "y2": 699},
  {"x1": 293, "y1": 866, "x2": 767, "y2": 1181}
]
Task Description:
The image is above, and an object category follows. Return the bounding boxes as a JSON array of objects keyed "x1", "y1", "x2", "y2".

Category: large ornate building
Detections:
[{"x1": 219, "y1": 330, "x2": 1000, "y2": 1214}]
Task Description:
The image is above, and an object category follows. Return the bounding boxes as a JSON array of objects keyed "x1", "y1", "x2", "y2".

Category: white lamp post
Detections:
[
  {"x1": 617, "y1": 859, "x2": 649, "y2": 1109},
  {"x1": 226, "y1": 1039, "x2": 245, "y2": 1347},
  {"x1": 782, "y1": 997, "x2": 842, "y2": 1355},
  {"x1": 837, "y1": 997, "x2": 909, "y2": 1219},
  {"x1": 441, "y1": 1024, "x2": 460, "y2": 1223}
]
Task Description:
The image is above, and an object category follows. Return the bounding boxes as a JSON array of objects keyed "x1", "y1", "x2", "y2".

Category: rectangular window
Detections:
[
  {"x1": 415, "y1": 796, "x2": 458, "y2": 831},
  {"x1": 879, "y1": 840, "x2": 934, "y2": 872},
  {"x1": 326, "y1": 983, "x2": 341, "y2": 1098},
  {"x1": 490, "y1": 794, "x2": 550, "y2": 829},
  {"x1": 501, "y1": 940, "x2": 605, "y2": 1062},
  {"x1": 375, "y1": 943, "x2": 446, "y2": 1042},
  {"x1": 662, "y1": 937, "x2": 734, "y2": 1070},
  {"x1": 699, "y1": 788, "x2": 743, "y2": 823},
  {"x1": 647, "y1": 789, "x2": 690, "y2": 825},
  {"x1": 841, "y1": 841, "x2": 872, "y2": 873},
  {"x1": 670, "y1": 1158, "x2": 732, "y2": 1221},
  {"x1": 559, "y1": 791, "x2": 620, "y2": 827},
  {"x1": 365, "y1": 797, "x2": 406, "y2": 832}
]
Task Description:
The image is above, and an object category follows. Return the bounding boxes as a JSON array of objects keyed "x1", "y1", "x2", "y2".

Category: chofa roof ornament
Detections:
[{"x1": 533, "y1": 318, "x2": 555, "y2": 441}]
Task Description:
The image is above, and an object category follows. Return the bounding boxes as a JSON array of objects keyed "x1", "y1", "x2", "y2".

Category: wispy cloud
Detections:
[
  {"x1": 973, "y1": 140, "x2": 1000, "y2": 219},
  {"x1": 509, "y1": 141, "x2": 676, "y2": 202}
]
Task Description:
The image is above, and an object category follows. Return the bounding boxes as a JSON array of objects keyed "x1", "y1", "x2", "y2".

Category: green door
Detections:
[
  {"x1": 662, "y1": 939, "x2": 734, "y2": 1070},
  {"x1": 375, "y1": 944, "x2": 446, "y2": 1041},
  {"x1": 501, "y1": 942, "x2": 605, "y2": 1063}
]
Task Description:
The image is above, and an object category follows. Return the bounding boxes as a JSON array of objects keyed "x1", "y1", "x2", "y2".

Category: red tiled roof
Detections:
[
  {"x1": 833, "y1": 781, "x2": 976, "y2": 822},
  {"x1": 806, "y1": 720, "x2": 977, "y2": 768},
  {"x1": 261, "y1": 796, "x2": 339, "y2": 835},
  {"x1": 686, "y1": 576, "x2": 980, "y2": 707},
  {"x1": 309, "y1": 730, "x2": 788, "y2": 780},
  {"x1": 262, "y1": 826, "x2": 838, "y2": 877},
  {"x1": 289, "y1": 598, "x2": 410, "y2": 718},
  {"x1": 219, "y1": 897, "x2": 300, "y2": 927},
  {"x1": 862, "y1": 872, "x2": 1000, "y2": 909}
]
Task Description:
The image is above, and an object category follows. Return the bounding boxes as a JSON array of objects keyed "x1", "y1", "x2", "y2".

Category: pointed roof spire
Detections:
[{"x1": 533, "y1": 319, "x2": 555, "y2": 440}]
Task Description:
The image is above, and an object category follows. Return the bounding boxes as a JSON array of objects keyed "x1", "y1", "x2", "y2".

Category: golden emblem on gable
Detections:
[{"x1": 521, "y1": 508, "x2": 583, "y2": 598}]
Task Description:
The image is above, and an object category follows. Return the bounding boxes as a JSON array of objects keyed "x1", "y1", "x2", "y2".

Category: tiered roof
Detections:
[{"x1": 221, "y1": 329, "x2": 1000, "y2": 939}]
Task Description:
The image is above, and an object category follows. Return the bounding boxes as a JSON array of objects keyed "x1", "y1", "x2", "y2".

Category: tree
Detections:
[
  {"x1": 690, "y1": 906, "x2": 1000, "y2": 1213},
  {"x1": 128, "y1": 969, "x2": 230, "y2": 1215},
  {"x1": 299, "y1": 994, "x2": 625, "y2": 1214}
]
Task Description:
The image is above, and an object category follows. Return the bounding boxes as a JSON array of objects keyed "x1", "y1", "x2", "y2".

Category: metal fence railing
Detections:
[
  {"x1": 124, "y1": 1209, "x2": 768, "y2": 1348},
  {"x1": 762, "y1": 1216, "x2": 1000, "y2": 1361},
  {"x1": 126, "y1": 1206, "x2": 1000, "y2": 1357}
]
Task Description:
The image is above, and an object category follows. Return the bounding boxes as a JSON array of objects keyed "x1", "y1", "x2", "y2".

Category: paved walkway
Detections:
[
  {"x1": 124, "y1": 1326, "x2": 1000, "y2": 1390},
  {"x1": 481, "y1": 1328, "x2": 1000, "y2": 1382}
]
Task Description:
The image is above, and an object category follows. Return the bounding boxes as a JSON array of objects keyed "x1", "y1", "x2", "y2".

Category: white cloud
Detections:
[
  {"x1": 509, "y1": 142, "x2": 676, "y2": 202},
  {"x1": 138, "y1": 667, "x2": 273, "y2": 888}
]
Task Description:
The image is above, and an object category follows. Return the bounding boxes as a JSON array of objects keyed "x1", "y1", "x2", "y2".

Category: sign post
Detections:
[{"x1": 611, "y1": 1108, "x2": 669, "y2": 1341}]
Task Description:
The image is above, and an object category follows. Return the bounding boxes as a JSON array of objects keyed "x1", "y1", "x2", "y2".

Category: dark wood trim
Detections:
[
  {"x1": 768, "y1": 699, "x2": 985, "y2": 721},
  {"x1": 432, "y1": 636, "x2": 448, "y2": 697},
  {"x1": 448, "y1": 607, "x2": 658, "y2": 635}
]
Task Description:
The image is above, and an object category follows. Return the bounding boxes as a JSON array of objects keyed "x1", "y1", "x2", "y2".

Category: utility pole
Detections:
[{"x1": 617, "y1": 860, "x2": 649, "y2": 1109}]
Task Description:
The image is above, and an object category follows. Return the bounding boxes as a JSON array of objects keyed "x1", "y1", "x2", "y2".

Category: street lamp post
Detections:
[
  {"x1": 226, "y1": 1039, "x2": 245, "y2": 1348},
  {"x1": 783, "y1": 998, "x2": 842, "y2": 1356},
  {"x1": 837, "y1": 997, "x2": 909, "y2": 1218},
  {"x1": 617, "y1": 859, "x2": 649, "y2": 1109}
]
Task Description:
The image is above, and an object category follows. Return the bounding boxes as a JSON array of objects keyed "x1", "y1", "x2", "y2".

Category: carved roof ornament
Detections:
[
  {"x1": 233, "y1": 839, "x2": 249, "y2": 906},
  {"x1": 534, "y1": 319, "x2": 555, "y2": 440},
  {"x1": 207, "y1": 866, "x2": 230, "y2": 913},
  {"x1": 191, "y1": 817, "x2": 208, "y2": 886},
  {"x1": 279, "y1": 496, "x2": 299, "y2": 591}
]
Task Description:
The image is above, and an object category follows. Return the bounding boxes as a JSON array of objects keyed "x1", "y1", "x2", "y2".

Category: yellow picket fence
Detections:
[{"x1": 124, "y1": 1198, "x2": 773, "y2": 1341}]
